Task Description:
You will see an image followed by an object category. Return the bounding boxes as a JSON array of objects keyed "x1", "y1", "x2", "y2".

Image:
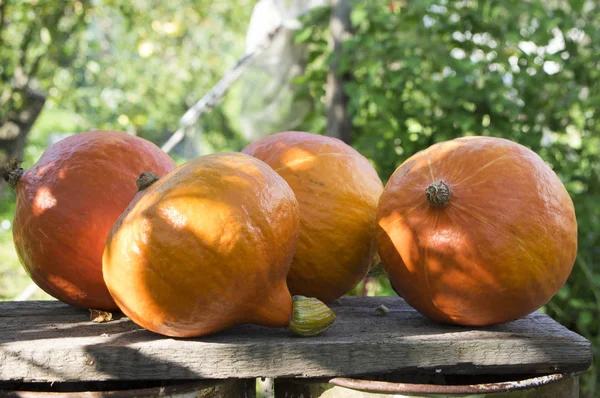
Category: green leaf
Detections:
[
  {"x1": 351, "y1": 8, "x2": 368, "y2": 27},
  {"x1": 295, "y1": 27, "x2": 314, "y2": 44}
]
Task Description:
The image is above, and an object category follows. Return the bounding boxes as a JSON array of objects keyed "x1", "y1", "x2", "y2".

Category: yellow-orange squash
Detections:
[
  {"x1": 242, "y1": 131, "x2": 384, "y2": 302},
  {"x1": 376, "y1": 136, "x2": 578, "y2": 326},
  {"x1": 103, "y1": 152, "x2": 301, "y2": 337},
  {"x1": 1, "y1": 131, "x2": 175, "y2": 310}
]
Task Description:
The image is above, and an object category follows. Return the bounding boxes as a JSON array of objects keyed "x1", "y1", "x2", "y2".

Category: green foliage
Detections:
[
  {"x1": 55, "y1": 0, "x2": 253, "y2": 147},
  {"x1": 1, "y1": 0, "x2": 252, "y2": 153},
  {"x1": 296, "y1": 0, "x2": 600, "y2": 395},
  {"x1": 0, "y1": 0, "x2": 92, "y2": 122}
]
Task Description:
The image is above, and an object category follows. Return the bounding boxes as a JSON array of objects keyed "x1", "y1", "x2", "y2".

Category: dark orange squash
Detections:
[
  {"x1": 103, "y1": 153, "x2": 304, "y2": 337},
  {"x1": 242, "y1": 132, "x2": 384, "y2": 302},
  {"x1": 376, "y1": 136, "x2": 578, "y2": 326},
  {"x1": 1, "y1": 131, "x2": 175, "y2": 310}
]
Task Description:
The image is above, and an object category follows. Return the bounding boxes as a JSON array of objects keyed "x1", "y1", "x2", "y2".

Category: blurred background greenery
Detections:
[{"x1": 0, "y1": 0, "x2": 598, "y2": 396}]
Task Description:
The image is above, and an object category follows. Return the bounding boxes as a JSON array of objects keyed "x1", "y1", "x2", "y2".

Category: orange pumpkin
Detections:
[
  {"x1": 103, "y1": 153, "x2": 301, "y2": 337},
  {"x1": 242, "y1": 131, "x2": 384, "y2": 302},
  {"x1": 377, "y1": 136, "x2": 578, "y2": 326},
  {"x1": 2, "y1": 131, "x2": 175, "y2": 310}
]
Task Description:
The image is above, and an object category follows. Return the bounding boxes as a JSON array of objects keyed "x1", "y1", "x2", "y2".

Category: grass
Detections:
[
  {"x1": 0, "y1": 191, "x2": 23, "y2": 300},
  {"x1": 0, "y1": 190, "x2": 53, "y2": 301}
]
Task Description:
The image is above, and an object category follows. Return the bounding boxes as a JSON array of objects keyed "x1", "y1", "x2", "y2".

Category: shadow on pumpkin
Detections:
[
  {"x1": 376, "y1": 224, "x2": 551, "y2": 326},
  {"x1": 11, "y1": 172, "x2": 120, "y2": 309}
]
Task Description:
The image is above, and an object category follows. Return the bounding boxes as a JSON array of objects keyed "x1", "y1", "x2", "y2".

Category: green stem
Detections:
[{"x1": 288, "y1": 296, "x2": 336, "y2": 337}]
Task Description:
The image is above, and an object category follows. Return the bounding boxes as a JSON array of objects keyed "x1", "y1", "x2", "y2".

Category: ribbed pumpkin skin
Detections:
[
  {"x1": 103, "y1": 153, "x2": 300, "y2": 338},
  {"x1": 377, "y1": 136, "x2": 578, "y2": 326},
  {"x1": 12, "y1": 131, "x2": 176, "y2": 310},
  {"x1": 242, "y1": 131, "x2": 384, "y2": 302}
]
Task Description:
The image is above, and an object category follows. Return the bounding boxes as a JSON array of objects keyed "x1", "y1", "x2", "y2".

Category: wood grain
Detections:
[{"x1": 0, "y1": 297, "x2": 592, "y2": 382}]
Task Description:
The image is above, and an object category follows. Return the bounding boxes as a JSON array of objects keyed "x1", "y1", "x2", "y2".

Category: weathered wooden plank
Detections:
[
  {"x1": 0, "y1": 300, "x2": 86, "y2": 317},
  {"x1": 0, "y1": 297, "x2": 592, "y2": 382},
  {"x1": 0, "y1": 379, "x2": 256, "y2": 398}
]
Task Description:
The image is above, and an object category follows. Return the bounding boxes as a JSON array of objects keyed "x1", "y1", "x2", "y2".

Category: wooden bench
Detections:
[{"x1": 0, "y1": 296, "x2": 592, "y2": 397}]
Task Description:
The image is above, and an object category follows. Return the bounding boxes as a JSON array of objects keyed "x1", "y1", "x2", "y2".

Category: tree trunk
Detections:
[
  {"x1": 0, "y1": 87, "x2": 46, "y2": 195},
  {"x1": 325, "y1": 0, "x2": 353, "y2": 144}
]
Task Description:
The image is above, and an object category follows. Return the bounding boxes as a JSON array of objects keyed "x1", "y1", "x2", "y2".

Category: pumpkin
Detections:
[
  {"x1": 242, "y1": 131, "x2": 384, "y2": 302},
  {"x1": 376, "y1": 136, "x2": 578, "y2": 326},
  {"x1": 103, "y1": 152, "x2": 335, "y2": 338},
  {"x1": 1, "y1": 131, "x2": 175, "y2": 310}
]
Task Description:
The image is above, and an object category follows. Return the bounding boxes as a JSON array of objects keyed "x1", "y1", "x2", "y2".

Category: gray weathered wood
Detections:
[
  {"x1": 0, "y1": 297, "x2": 592, "y2": 382},
  {"x1": 0, "y1": 379, "x2": 256, "y2": 398}
]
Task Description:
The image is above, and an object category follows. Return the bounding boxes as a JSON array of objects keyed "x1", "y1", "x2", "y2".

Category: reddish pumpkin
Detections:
[
  {"x1": 102, "y1": 153, "x2": 300, "y2": 337},
  {"x1": 377, "y1": 136, "x2": 577, "y2": 326},
  {"x1": 242, "y1": 131, "x2": 384, "y2": 302},
  {"x1": 2, "y1": 131, "x2": 175, "y2": 310}
]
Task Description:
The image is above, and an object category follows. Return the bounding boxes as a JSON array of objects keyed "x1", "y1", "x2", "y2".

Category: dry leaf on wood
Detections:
[{"x1": 89, "y1": 309, "x2": 113, "y2": 323}]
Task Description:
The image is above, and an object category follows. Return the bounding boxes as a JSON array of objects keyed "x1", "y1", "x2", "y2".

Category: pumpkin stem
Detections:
[
  {"x1": 288, "y1": 295, "x2": 336, "y2": 337},
  {"x1": 136, "y1": 172, "x2": 159, "y2": 191},
  {"x1": 426, "y1": 180, "x2": 451, "y2": 208},
  {"x1": 0, "y1": 158, "x2": 24, "y2": 189}
]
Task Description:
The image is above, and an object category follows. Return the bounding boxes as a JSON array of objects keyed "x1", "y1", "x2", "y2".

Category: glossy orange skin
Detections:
[
  {"x1": 243, "y1": 132, "x2": 384, "y2": 302},
  {"x1": 12, "y1": 131, "x2": 175, "y2": 310},
  {"x1": 377, "y1": 136, "x2": 578, "y2": 326},
  {"x1": 103, "y1": 152, "x2": 300, "y2": 338}
]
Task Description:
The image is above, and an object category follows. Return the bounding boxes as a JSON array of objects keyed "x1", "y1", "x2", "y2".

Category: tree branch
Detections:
[
  {"x1": 20, "y1": 2, "x2": 81, "y2": 83},
  {"x1": 40, "y1": 3, "x2": 87, "y2": 71},
  {"x1": 0, "y1": 0, "x2": 9, "y2": 82},
  {"x1": 27, "y1": 53, "x2": 44, "y2": 79},
  {"x1": 18, "y1": 24, "x2": 35, "y2": 81},
  {"x1": 0, "y1": 0, "x2": 7, "y2": 48},
  {"x1": 27, "y1": 4, "x2": 63, "y2": 80},
  {"x1": 326, "y1": 0, "x2": 354, "y2": 144}
]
